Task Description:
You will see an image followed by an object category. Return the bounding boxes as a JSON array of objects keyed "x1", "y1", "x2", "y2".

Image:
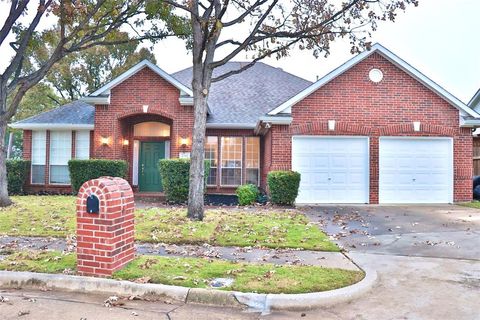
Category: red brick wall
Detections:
[
  {"x1": 267, "y1": 53, "x2": 472, "y2": 203},
  {"x1": 76, "y1": 177, "x2": 135, "y2": 277},
  {"x1": 93, "y1": 67, "x2": 195, "y2": 161}
]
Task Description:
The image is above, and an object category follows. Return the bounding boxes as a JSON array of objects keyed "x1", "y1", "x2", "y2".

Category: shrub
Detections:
[
  {"x1": 6, "y1": 159, "x2": 30, "y2": 195},
  {"x1": 236, "y1": 184, "x2": 259, "y2": 206},
  {"x1": 159, "y1": 159, "x2": 210, "y2": 203},
  {"x1": 267, "y1": 170, "x2": 301, "y2": 205},
  {"x1": 68, "y1": 159, "x2": 128, "y2": 192}
]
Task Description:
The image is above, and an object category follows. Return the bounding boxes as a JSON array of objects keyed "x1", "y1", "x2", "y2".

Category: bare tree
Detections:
[
  {"x1": 0, "y1": 0, "x2": 177, "y2": 207},
  {"x1": 146, "y1": 0, "x2": 418, "y2": 220}
]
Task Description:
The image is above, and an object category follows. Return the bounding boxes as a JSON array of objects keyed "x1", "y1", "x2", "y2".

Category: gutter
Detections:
[
  {"x1": 8, "y1": 123, "x2": 94, "y2": 130},
  {"x1": 206, "y1": 123, "x2": 256, "y2": 129},
  {"x1": 80, "y1": 96, "x2": 110, "y2": 105}
]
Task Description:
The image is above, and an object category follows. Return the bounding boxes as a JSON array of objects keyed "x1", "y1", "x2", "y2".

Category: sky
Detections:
[
  {"x1": 152, "y1": 0, "x2": 480, "y2": 104},
  {"x1": 1, "y1": 0, "x2": 479, "y2": 103}
]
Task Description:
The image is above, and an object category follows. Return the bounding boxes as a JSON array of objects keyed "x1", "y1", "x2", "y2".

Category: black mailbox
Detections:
[{"x1": 86, "y1": 194, "x2": 99, "y2": 214}]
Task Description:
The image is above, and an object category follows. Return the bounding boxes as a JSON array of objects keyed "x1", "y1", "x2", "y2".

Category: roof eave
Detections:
[
  {"x1": 80, "y1": 95, "x2": 110, "y2": 105},
  {"x1": 9, "y1": 123, "x2": 94, "y2": 130},
  {"x1": 206, "y1": 123, "x2": 256, "y2": 129},
  {"x1": 179, "y1": 96, "x2": 194, "y2": 106}
]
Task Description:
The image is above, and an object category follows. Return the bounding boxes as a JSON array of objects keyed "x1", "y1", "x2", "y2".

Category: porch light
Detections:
[
  {"x1": 413, "y1": 121, "x2": 421, "y2": 132},
  {"x1": 180, "y1": 137, "x2": 189, "y2": 146},
  {"x1": 328, "y1": 120, "x2": 336, "y2": 131},
  {"x1": 143, "y1": 105, "x2": 149, "y2": 113},
  {"x1": 100, "y1": 136, "x2": 110, "y2": 146},
  {"x1": 122, "y1": 139, "x2": 129, "y2": 146}
]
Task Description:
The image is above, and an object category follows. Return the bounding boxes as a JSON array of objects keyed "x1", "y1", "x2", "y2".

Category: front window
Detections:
[
  {"x1": 75, "y1": 131, "x2": 90, "y2": 159},
  {"x1": 245, "y1": 137, "x2": 260, "y2": 185},
  {"x1": 220, "y1": 137, "x2": 243, "y2": 186},
  {"x1": 205, "y1": 136, "x2": 218, "y2": 185},
  {"x1": 31, "y1": 131, "x2": 46, "y2": 184},
  {"x1": 49, "y1": 131, "x2": 72, "y2": 184},
  {"x1": 133, "y1": 122, "x2": 170, "y2": 137}
]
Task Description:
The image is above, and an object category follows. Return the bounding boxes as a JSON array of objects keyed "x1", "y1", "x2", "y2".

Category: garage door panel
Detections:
[
  {"x1": 379, "y1": 138, "x2": 452, "y2": 204},
  {"x1": 292, "y1": 137, "x2": 369, "y2": 204}
]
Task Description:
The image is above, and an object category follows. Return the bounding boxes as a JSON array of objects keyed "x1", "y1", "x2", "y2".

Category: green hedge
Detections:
[
  {"x1": 267, "y1": 170, "x2": 301, "y2": 205},
  {"x1": 236, "y1": 184, "x2": 259, "y2": 206},
  {"x1": 6, "y1": 159, "x2": 30, "y2": 195},
  {"x1": 68, "y1": 159, "x2": 128, "y2": 192},
  {"x1": 159, "y1": 159, "x2": 210, "y2": 203}
]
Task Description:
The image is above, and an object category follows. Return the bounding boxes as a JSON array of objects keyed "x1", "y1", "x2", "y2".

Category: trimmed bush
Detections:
[
  {"x1": 267, "y1": 170, "x2": 301, "y2": 205},
  {"x1": 236, "y1": 184, "x2": 259, "y2": 206},
  {"x1": 6, "y1": 159, "x2": 30, "y2": 195},
  {"x1": 68, "y1": 159, "x2": 128, "y2": 192},
  {"x1": 158, "y1": 159, "x2": 210, "y2": 203}
]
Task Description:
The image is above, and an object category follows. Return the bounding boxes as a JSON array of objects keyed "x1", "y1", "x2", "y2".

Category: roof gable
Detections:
[
  {"x1": 88, "y1": 60, "x2": 193, "y2": 98},
  {"x1": 268, "y1": 43, "x2": 480, "y2": 119}
]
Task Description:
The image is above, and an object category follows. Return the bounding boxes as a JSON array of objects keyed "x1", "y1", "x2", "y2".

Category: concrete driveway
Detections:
[
  {"x1": 303, "y1": 204, "x2": 480, "y2": 260},
  {"x1": 275, "y1": 204, "x2": 480, "y2": 320}
]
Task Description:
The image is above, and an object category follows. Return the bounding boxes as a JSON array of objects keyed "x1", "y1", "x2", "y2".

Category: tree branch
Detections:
[{"x1": 0, "y1": 0, "x2": 29, "y2": 47}]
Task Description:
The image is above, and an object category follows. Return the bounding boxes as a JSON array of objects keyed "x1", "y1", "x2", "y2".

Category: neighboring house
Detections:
[
  {"x1": 468, "y1": 89, "x2": 480, "y2": 175},
  {"x1": 10, "y1": 43, "x2": 480, "y2": 204}
]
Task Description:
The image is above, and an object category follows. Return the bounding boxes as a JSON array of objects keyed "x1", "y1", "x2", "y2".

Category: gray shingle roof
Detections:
[
  {"x1": 172, "y1": 62, "x2": 312, "y2": 124},
  {"x1": 12, "y1": 61, "x2": 310, "y2": 127},
  {"x1": 14, "y1": 100, "x2": 94, "y2": 125}
]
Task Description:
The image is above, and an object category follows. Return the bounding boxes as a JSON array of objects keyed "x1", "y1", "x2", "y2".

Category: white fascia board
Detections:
[
  {"x1": 258, "y1": 116, "x2": 293, "y2": 125},
  {"x1": 179, "y1": 96, "x2": 194, "y2": 106},
  {"x1": 206, "y1": 123, "x2": 256, "y2": 129},
  {"x1": 80, "y1": 95, "x2": 110, "y2": 105},
  {"x1": 460, "y1": 118, "x2": 480, "y2": 128},
  {"x1": 9, "y1": 123, "x2": 94, "y2": 130},
  {"x1": 268, "y1": 43, "x2": 480, "y2": 119},
  {"x1": 89, "y1": 60, "x2": 193, "y2": 97},
  {"x1": 468, "y1": 88, "x2": 480, "y2": 108}
]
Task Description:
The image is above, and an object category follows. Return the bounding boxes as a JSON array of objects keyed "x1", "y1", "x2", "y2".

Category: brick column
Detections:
[{"x1": 76, "y1": 177, "x2": 135, "y2": 277}]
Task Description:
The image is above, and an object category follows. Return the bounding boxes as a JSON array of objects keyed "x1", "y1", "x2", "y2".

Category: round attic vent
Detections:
[{"x1": 368, "y1": 68, "x2": 384, "y2": 83}]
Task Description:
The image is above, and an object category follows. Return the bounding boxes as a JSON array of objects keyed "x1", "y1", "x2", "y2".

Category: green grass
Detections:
[
  {"x1": 458, "y1": 201, "x2": 480, "y2": 209},
  {"x1": 0, "y1": 196, "x2": 338, "y2": 251},
  {"x1": 0, "y1": 250, "x2": 75, "y2": 274},
  {"x1": 0, "y1": 250, "x2": 363, "y2": 294}
]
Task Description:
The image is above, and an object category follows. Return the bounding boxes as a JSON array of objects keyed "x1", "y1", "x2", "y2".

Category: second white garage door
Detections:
[
  {"x1": 292, "y1": 136, "x2": 369, "y2": 204},
  {"x1": 379, "y1": 137, "x2": 453, "y2": 204}
]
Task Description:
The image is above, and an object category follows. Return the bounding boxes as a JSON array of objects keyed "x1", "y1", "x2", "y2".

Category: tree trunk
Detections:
[
  {"x1": 0, "y1": 118, "x2": 12, "y2": 207},
  {"x1": 6, "y1": 131, "x2": 13, "y2": 159},
  {"x1": 187, "y1": 90, "x2": 208, "y2": 220}
]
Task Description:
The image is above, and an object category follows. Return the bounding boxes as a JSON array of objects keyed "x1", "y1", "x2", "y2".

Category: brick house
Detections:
[{"x1": 10, "y1": 44, "x2": 480, "y2": 204}]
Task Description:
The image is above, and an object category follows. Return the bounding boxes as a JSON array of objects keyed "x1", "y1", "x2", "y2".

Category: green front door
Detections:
[{"x1": 139, "y1": 142, "x2": 165, "y2": 192}]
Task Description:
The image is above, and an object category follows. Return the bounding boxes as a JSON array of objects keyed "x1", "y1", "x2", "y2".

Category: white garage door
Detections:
[
  {"x1": 292, "y1": 136, "x2": 369, "y2": 204},
  {"x1": 379, "y1": 137, "x2": 453, "y2": 204}
]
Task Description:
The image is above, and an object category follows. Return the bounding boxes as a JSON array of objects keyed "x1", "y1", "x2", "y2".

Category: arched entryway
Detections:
[{"x1": 120, "y1": 114, "x2": 172, "y2": 192}]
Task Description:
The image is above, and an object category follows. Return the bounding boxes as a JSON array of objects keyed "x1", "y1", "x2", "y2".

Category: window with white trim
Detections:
[
  {"x1": 49, "y1": 131, "x2": 72, "y2": 184},
  {"x1": 31, "y1": 131, "x2": 46, "y2": 184},
  {"x1": 75, "y1": 131, "x2": 90, "y2": 159},
  {"x1": 245, "y1": 137, "x2": 260, "y2": 185},
  {"x1": 220, "y1": 137, "x2": 242, "y2": 186},
  {"x1": 205, "y1": 136, "x2": 218, "y2": 186}
]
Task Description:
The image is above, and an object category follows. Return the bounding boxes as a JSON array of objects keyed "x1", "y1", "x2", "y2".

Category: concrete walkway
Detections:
[{"x1": 0, "y1": 236, "x2": 358, "y2": 271}]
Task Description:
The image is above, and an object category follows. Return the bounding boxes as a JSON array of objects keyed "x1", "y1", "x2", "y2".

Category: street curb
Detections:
[{"x1": 0, "y1": 268, "x2": 376, "y2": 312}]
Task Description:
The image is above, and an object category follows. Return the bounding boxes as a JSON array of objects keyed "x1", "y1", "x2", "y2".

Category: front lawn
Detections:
[
  {"x1": 0, "y1": 250, "x2": 363, "y2": 294},
  {"x1": 0, "y1": 196, "x2": 338, "y2": 251},
  {"x1": 458, "y1": 201, "x2": 480, "y2": 209}
]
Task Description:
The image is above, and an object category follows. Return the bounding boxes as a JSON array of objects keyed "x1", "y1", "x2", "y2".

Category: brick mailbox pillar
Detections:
[{"x1": 76, "y1": 177, "x2": 135, "y2": 277}]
